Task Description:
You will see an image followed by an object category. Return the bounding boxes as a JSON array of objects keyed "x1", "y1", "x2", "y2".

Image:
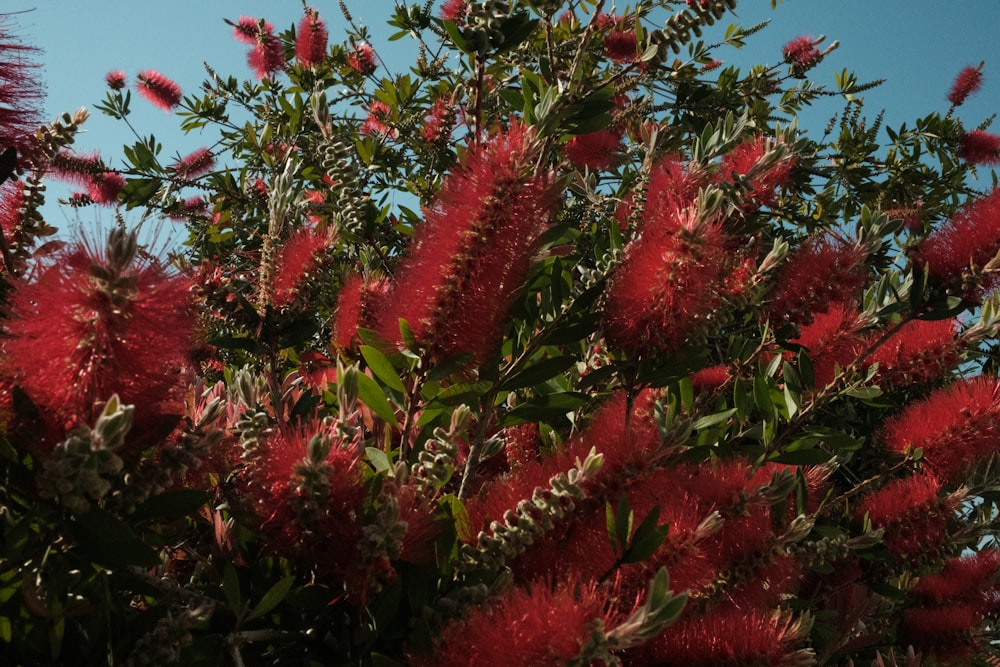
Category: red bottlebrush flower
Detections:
[
  {"x1": 947, "y1": 64, "x2": 984, "y2": 107},
  {"x1": 565, "y1": 128, "x2": 623, "y2": 171},
  {"x1": 171, "y1": 147, "x2": 214, "y2": 179},
  {"x1": 242, "y1": 420, "x2": 367, "y2": 586},
  {"x1": 912, "y1": 551, "x2": 1000, "y2": 606},
  {"x1": 136, "y1": 69, "x2": 182, "y2": 111},
  {"x1": 690, "y1": 364, "x2": 730, "y2": 392},
  {"x1": 440, "y1": 0, "x2": 468, "y2": 21},
  {"x1": 604, "y1": 19, "x2": 638, "y2": 63},
  {"x1": 86, "y1": 172, "x2": 126, "y2": 204},
  {"x1": 767, "y1": 236, "x2": 868, "y2": 326},
  {"x1": 105, "y1": 70, "x2": 126, "y2": 90},
  {"x1": 638, "y1": 607, "x2": 813, "y2": 667},
  {"x1": 2, "y1": 231, "x2": 196, "y2": 451},
  {"x1": 959, "y1": 129, "x2": 1000, "y2": 166},
  {"x1": 912, "y1": 189, "x2": 1000, "y2": 292},
  {"x1": 295, "y1": 7, "x2": 328, "y2": 68},
  {"x1": 701, "y1": 58, "x2": 723, "y2": 72},
  {"x1": 271, "y1": 226, "x2": 332, "y2": 309},
  {"x1": 232, "y1": 16, "x2": 267, "y2": 44},
  {"x1": 883, "y1": 375, "x2": 1000, "y2": 482},
  {"x1": 168, "y1": 195, "x2": 208, "y2": 221},
  {"x1": 347, "y1": 42, "x2": 377, "y2": 76},
  {"x1": 374, "y1": 123, "x2": 561, "y2": 363},
  {"x1": 0, "y1": 14, "x2": 44, "y2": 164},
  {"x1": 601, "y1": 213, "x2": 730, "y2": 356},
  {"x1": 790, "y1": 302, "x2": 865, "y2": 388},
  {"x1": 900, "y1": 604, "x2": 983, "y2": 665},
  {"x1": 857, "y1": 473, "x2": 957, "y2": 557},
  {"x1": 245, "y1": 21, "x2": 285, "y2": 80},
  {"x1": 360, "y1": 100, "x2": 397, "y2": 138},
  {"x1": 421, "y1": 98, "x2": 454, "y2": 143},
  {"x1": 503, "y1": 422, "x2": 542, "y2": 468},
  {"x1": 414, "y1": 577, "x2": 610, "y2": 667},
  {"x1": 782, "y1": 34, "x2": 821, "y2": 70},
  {"x1": 866, "y1": 318, "x2": 961, "y2": 388},
  {"x1": 50, "y1": 150, "x2": 103, "y2": 186},
  {"x1": 332, "y1": 273, "x2": 391, "y2": 351},
  {"x1": 395, "y1": 482, "x2": 443, "y2": 565},
  {"x1": 0, "y1": 181, "x2": 25, "y2": 237},
  {"x1": 717, "y1": 135, "x2": 796, "y2": 210}
]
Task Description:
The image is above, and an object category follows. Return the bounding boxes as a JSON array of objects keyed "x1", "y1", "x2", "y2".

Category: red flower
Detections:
[
  {"x1": 332, "y1": 273, "x2": 391, "y2": 351},
  {"x1": 2, "y1": 231, "x2": 196, "y2": 451},
  {"x1": 866, "y1": 318, "x2": 961, "y2": 388},
  {"x1": 415, "y1": 577, "x2": 611, "y2": 667},
  {"x1": 690, "y1": 364, "x2": 730, "y2": 392},
  {"x1": 232, "y1": 16, "x2": 267, "y2": 44},
  {"x1": 171, "y1": 147, "x2": 215, "y2": 179},
  {"x1": 912, "y1": 551, "x2": 1000, "y2": 606},
  {"x1": 246, "y1": 22, "x2": 285, "y2": 80},
  {"x1": 565, "y1": 128, "x2": 623, "y2": 171},
  {"x1": 790, "y1": 302, "x2": 865, "y2": 388},
  {"x1": 603, "y1": 17, "x2": 637, "y2": 63},
  {"x1": 347, "y1": 42, "x2": 377, "y2": 76},
  {"x1": 86, "y1": 172, "x2": 126, "y2": 204},
  {"x1": 374, "y1": 123, "x2": 561, "y2": 363},
  {"x1": 782, "y1": 34, "x2": 821, "y2": 70},
  {"x1": 911, "y1": 189, "x2": 1000, "y2": 291},
  {"x1": 0, "y1": 182, "x2": 25, "y2": 237},
  {"x1": 947, "y1": 64, "x2": 984, "y2": 107},
  {"x1": 959, "y1": 129, "x2": 1000, "y2": 166},
  {"x1": 105, "y1": 70, "x2": 126, "y2": 90},
  {"x1": 360, "y1": 100, "x2": 397, "y2": 138},
  {"x1": 271, "y1": 226, "x2": 331, "y2": 308},
  {"x1": 883, "y1": 375, "x2": 1000, "y2": 482},
  {"x1": 0, "y1": 14, "x2": 44, "y2": 163},
  {"x1": 421, "y1": 98, "x2": 454, "y2": 143},
  {"x1": 440, "y1": 0, "x2": 468, "y2": 21},
  {"x1": 717, "y1": 135, "x2": 796, "y2": 210},
  {"x1": 136, "y1": 69, "x2": 182, "y2": 111},
  {"x1": 857, "y1": 474, "x2": 956, "y2": 557},
  {"x1": 900, "y1": 604, "x2": 983, "y2": 664},
  {"x1": 295, "y1": 7, "x2": 328, "y2": 68},
  {"x1": 767, "y1": 236, "x2": 869, "y2": 325}
]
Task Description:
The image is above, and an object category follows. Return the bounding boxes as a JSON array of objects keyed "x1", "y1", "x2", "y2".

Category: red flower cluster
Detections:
[
  {"x1": 0, "y1": 13, "x2": 44, "y2": 163},
  {"x1": 716, "y1": 135, "x2": 796, "y2": 210},
  {"x1": 959, "y1": 129, "x2": 1000, "y2": 166},
  {"x1": 947, "y1": 64, "x2": 984, "y2": 107},
  {"x1": 601, "y1": 15, "x2": 638, "y2": 63},
  {"x1": 233, "y1": 16, "x2": 284, "y2": 79},
  {"x1": 105, "y1": 70, "x2": 126, "y2": 90},
  {"x1": 295, "y1": 7, "x2": 328, "y2": 68},
  {"x1": 440, "y1": 0, "x2": 468, "y2": 21},
  {"x1": 857, "y1": 474, "x2": 957, "y2": 558},
  {"x1": 374, "y1": 123, "x2": 561, "y2": 363},
  {"x1": 171, "y1": 147, "x2": 215, "y2": 179},
  {"x1": 347, "y1": 42, "x2": 377, "y2": 76},
  {"x1": 360, "y1": 100, "x2": 397, "y2": 138},
  {"x1": 866, "y1": 318, "x2": 961, "y2": 388},
  {"x1": 332, "y1": 273, "x2": 390, "y2": 351},
  {"x1": 2, "y1": 231, "x2": 196, "y2": 451},
  {"x1": 136, "y1": 69, "x2": 182, "y2": 112},
  {"x1": 782, "y1": 35, "x2": 821, "y2": 70},
  {"x1": 270, "y1": 226, "x2": 332, "y2": 309},
  {"x1": 912, "y1": 188, "x2": 1000, "y2": 293},
  {"x1": 565, "y1": 128, "x2": 624, "y2": 171}
]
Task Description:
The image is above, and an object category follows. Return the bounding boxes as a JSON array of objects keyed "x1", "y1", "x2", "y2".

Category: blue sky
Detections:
[{"x1": 10, "y1": 1, "x2": 1000, "y2": 233}]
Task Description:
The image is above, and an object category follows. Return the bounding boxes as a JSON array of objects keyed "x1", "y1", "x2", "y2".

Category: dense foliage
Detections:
[{"x1": 2, "y1": 1, "x2": 1000, "y2": 665}]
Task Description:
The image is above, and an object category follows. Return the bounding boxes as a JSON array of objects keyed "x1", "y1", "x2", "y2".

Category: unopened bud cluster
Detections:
[{"x1": 649, "y1": 0, "x2": 738, "y2": 56}]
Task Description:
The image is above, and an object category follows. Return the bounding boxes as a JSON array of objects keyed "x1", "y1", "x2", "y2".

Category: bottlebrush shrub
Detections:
[{"x1": 4, "y1": 2, "x2": 1000, "y2": 666}]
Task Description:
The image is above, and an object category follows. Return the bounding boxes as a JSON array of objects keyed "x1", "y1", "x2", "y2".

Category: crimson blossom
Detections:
[
  {"x1": 136, "y1": 69, "x2": 182, "y2": 111},
  {"x1": 295, "y1": 7, "x2": 328, "y2": 68}
]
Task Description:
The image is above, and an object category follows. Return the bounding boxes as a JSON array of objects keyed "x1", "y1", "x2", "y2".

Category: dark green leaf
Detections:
[
  {"x1": 499, "y1": 356, "x2": 577, "y2": 391},
  {"x1": 70, "y1": 508, "x2": 159, "y2": 567},
  {"x1": 361, "y1": 345, "x2": 406, "y2": 393},
  {"x1": 132, "y1": 489, "x2": 208, "y2": 522},
  {"x1": 356, "y1": 373, "x2": 399, "y2": 426},
  {"x1": 246, "y1": 575, "x2": 295, "y2": 621}
]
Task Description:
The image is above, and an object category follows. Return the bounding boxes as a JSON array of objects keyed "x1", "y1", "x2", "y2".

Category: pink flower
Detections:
[
  {"x1": 564, "y1": 128, "x2": 623, "y2": 171},
  {"x1": 233, "y1": 16, "x2": 284, "y2": 79},
  {"x1": 374, "y1": 123, "x2": 561, "y2": 363},
  {"x1": 295, "y1": 7, "x2": 328, "y2": 68},
  {"x1": 347, "y1": 42, "x2": 377, "y2": 75},
  {"x1": 2, "y1": 230, "x2": 196, "y2": 451},
  {"x1": 0, "y1": 14, "x2": 44, "y2": 163},
  {"x1": 782, "y1": 34, "x2": 821, "y2": 70},
  {"x1": 105, "y1": 70, "x2": 126, "y2": 90},
  {"x1": 421, "y1": 98, "x2": 454, "y2": 143},
  {"x1": 959, "y1": 129, "x2": 1000, "y2": 166},
  {"x1": 947, "y1": 64, "x2": 984, "y2": 106},
  {"x1": 136, "y1": 69, "x2": 182, "y2": 111},
  {"x1": 171, "y1": 147, "x2": 215, "y2": 179},
  {"x1": 912, "y1": 188, "x2": 1000, "y2": 292},
  {"x1": 232, "y1": 16, "x2": 267, "y2": 44},
  {"x1": 440, "y1": 0, "x2": 468, "y2": 21},
  {"x1": 86, "y1": 172, "x2": 126, "y2": 204},
  {"x1": 332, "y1": 273, "x2": 390, "y2": 351},
  {"x1": 360, "y1": 100, "x2": 397, "y2": 138}
]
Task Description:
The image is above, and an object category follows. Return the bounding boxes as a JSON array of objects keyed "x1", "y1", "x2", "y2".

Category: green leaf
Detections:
[
  {"x1": 366, "y1": 447, "x2": 392, "y2": 473},
  {"x1": 245, "y1": 575, "x2": 295, "y2": 622},
  {"x1": 223, "y1": 562, "x2": 242, "y2": 614},
  {"x1": 361, "y1": 345, "x2": 406, "y2": 393},
  {"x1": 441, "y1": 20, "x2": 471, "y2": 55},
  {"x1": 754, "y1": 375, "x2": 776, "y2": 422},
  {"x1": 132, "y1": 489, "x2": 208, "y2": 522},
  {"x1": 356, "y1": 373, "x2": 399, "y2": 426},
  {"x1": 624, "y1": 506, "x2": 669, "y2": 564},
  {"x1": 692, "y1": 408, "x2": 737, "y2": 431},
  {"x1": 614, "y1": 494, "x2": 633, "y2": 556},
  {"x1": 70, "y1": 508, "x2": 159, "y2": 567},
  {"x1": 499, "y1": 356, "x2": 577, "y2": 391},
  {"x1": 427, "y1": 353, "x2": 475, "y2": 382}
]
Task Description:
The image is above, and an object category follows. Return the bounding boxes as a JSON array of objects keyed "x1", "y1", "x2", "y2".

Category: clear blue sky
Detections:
[{"x1": 10, "y1": 1, "x2": 1000, "y2": 233}]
